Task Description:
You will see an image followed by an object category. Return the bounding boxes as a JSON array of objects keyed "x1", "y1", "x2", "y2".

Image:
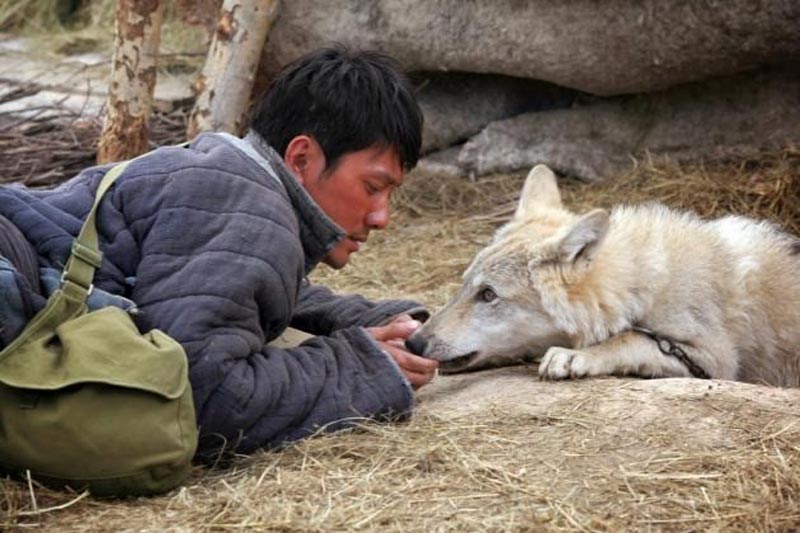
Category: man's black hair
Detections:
[{"x1": 250, "y1": 46, "x2": 423, "y2": 172}]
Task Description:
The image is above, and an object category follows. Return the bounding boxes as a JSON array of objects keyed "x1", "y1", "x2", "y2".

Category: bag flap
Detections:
[{"x1": 0, "y1": 303, "x2": 189, "y2": 399}]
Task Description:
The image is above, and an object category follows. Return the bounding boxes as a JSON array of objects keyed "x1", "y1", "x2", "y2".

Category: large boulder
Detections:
[
  {"x1": 416, "y1": 73, "x2": 579, "y2": 154},
  {"x1": 452, "y1": 68, "x2": 800, "y2": 180},
  {"x1": 259, "y1": 0, "x2": 800, "y2": 96}
]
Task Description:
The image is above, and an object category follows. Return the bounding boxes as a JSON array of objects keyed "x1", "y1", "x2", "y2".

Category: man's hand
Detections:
[{"x1": 367, "y1": 318, "x2": 438, "y2": 390}]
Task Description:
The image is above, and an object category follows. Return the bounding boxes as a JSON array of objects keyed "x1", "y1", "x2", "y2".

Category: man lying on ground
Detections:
[{"x1": 0, "y1": 46, "x2": 439, "y2": 459}]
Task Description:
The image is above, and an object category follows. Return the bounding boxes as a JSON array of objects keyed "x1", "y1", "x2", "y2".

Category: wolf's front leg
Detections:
[{"x1": 539, "y1": 331, "x2": 708, "y2": 380}]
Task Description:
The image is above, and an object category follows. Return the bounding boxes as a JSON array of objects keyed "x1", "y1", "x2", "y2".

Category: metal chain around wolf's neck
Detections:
[{"x1": 631, "y1": 327, "x2": 712, "y2": 379}]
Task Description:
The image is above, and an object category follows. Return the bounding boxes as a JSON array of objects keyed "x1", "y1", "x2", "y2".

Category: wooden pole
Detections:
[
  {"x1": 187, "y1": 0, "x2": 280, "y2": 139},
  {"x1": 97, "y1": 0, "x2": 163, "y2": 164}
]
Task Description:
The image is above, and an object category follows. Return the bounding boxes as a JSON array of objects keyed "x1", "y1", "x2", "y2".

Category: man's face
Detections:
[{"x1": 299, "y1": 143, "x2": 404, "y2": 269}]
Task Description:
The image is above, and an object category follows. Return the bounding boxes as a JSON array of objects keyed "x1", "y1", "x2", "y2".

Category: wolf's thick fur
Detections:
[{"x1": 408, "y1": 165, "x2": 800, "y2": 386}]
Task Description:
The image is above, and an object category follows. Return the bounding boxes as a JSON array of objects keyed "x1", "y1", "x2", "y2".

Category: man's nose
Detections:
[{"x1": 366, "y1": 201, "x2": 390, "y2": 229}]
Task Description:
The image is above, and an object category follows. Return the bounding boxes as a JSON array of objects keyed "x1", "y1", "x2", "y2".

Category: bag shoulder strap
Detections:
[
  {"x1": 60, "y1": 160, "x2": 132, "y2": 302},
  {"x1": 60, "y1": 142, "x2": 191, "y2": 302}
]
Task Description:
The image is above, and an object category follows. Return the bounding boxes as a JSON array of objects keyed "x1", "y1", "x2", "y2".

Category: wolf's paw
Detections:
[{"x1": 539, "y1": 347, "x2": 596, "y2": 380}]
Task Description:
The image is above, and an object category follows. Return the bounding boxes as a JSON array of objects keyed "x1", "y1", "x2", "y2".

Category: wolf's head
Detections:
[{"x1": 406, "y1": 164, "x2": 610, "y2": 373}]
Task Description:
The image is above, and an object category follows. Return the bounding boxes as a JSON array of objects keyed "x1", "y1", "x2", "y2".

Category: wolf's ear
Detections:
[
  {"x1": 557, "y1": 209, "x2": 609, "y2": 264},
  {"x1": 514, "y1": 164, "x2": 562, "y2": 219}
]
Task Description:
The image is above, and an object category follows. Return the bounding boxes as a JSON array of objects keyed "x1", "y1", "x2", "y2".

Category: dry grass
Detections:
[
  {"x1": 3, "y1": 385, "x2": 799, "y2": 531},
  {"x1": 2, "y1": 138, "x2": 800, "y2": 530}
]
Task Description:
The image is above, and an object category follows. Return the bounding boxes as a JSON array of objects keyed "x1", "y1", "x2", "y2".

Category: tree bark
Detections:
[
  {"x1": 97, "y1": 0, "x2": 162, "y2": 164},
  {"x1": 187, "y1": 0, "x2": 280, "y2": 139}
]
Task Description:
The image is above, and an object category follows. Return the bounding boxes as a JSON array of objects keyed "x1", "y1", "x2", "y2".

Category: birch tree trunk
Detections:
[
  {"x1": 97, "y1": 0, "x2": 163, "y2": 164},
  {"x1": 187, "y1": 0, "x2": 280, "y2": 139}
]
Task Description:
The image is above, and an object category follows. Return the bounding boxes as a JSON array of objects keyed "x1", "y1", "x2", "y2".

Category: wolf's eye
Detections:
[{"x1": 478, "y1": 287, "x2": 497, "y2": 303}]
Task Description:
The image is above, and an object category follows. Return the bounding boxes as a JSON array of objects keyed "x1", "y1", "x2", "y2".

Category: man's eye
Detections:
[
  {"x1": 478, "y1": 287, "x2": 497, "y2": 303},
  {"x1": 365, "y1": 182, "x2": 381, "y2": 194}
]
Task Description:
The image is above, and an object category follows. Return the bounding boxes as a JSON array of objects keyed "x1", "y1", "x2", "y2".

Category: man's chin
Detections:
[{"x1": 322, "y1": 252, "x2": 350, "y2": 269}]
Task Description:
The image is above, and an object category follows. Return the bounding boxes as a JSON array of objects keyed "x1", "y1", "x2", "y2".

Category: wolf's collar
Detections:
[{"x1": 631, "y1": 327, "x2": 711, "y2": 379}]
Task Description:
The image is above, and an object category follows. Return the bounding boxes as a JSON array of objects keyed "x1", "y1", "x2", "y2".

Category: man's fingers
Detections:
[
  {"x1": 368, "y1": 319, "x2": 422, "y2": 342},
  {"x1": 404, "y1": 370, "x2": 435, "y2": 390},
  {"x1": 390, "y1": 314, "x2": 414, "y2": 324},
  {"x1": 379, "y1": 342, "x2": 438, "y2": 390},
  {"x1": 393, "y1": 348, "x2": 439, "y2": 374}
]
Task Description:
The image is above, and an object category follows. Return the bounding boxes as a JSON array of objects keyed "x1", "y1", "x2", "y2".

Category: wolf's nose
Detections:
[{"x1": 405, "y1": 334, "x2": 428, "y2": 356}]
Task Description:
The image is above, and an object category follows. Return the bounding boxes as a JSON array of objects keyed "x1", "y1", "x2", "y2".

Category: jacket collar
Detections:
[{"x1": 242, "y1": 131, "x2": 344, "y2": 273}]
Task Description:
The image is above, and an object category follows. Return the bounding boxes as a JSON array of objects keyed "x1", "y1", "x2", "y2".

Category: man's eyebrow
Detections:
[{"x1": 369, "y1": 171, "x2": 402, "y2": 187}]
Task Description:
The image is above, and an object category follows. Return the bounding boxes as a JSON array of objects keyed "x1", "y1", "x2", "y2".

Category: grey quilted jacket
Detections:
[{"x1": 0, "y1": 132, "x2": 424, "y2": 458}]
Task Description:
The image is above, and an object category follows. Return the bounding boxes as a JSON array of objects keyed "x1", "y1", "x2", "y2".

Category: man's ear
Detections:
[
  {"x1": 557, "y1": 209, "x2": 609, "y2": 264},
  {"x1": 514, "y1": 164, "x2": 563, "y2": 220},
  {"x1": 283, "y1": 135, "x2": 326, "y2": 184}
]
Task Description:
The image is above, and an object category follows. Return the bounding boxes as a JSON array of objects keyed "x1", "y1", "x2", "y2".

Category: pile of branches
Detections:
[{"x1": 0, "y1": 98, "x2": 187, "y2": 188}]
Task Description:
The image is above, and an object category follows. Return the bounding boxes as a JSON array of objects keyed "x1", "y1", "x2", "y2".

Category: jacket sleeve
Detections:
[
  {"x1": 291, "y1": 278, "x2": 429, "y2": 335},
  {"x1": 189, "y1": 325, "x2": 414, "y2": 458},
  {"x1": 111, "y1": 149, "x2": 414, "y2": 459}
]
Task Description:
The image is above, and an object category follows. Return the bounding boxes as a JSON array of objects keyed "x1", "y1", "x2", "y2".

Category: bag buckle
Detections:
[
  {"x1": 71, "y1": 241, "x2": 103, "y2": 268},
  {"x1": 60, "y1": 270, "x2": 94, "y2": 296},
  {"x1": 18, "y1": 391, "x2": 40, "y2": 410}
]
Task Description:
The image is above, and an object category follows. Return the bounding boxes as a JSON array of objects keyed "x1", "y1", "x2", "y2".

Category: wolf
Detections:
[{"x1": 406, "y1": 165, "x2": 800, "y2": 387}]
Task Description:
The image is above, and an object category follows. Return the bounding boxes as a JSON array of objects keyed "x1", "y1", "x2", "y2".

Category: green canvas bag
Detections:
[{"x1": 0, "y1": 160, "x2": 198, "y2": 497}]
